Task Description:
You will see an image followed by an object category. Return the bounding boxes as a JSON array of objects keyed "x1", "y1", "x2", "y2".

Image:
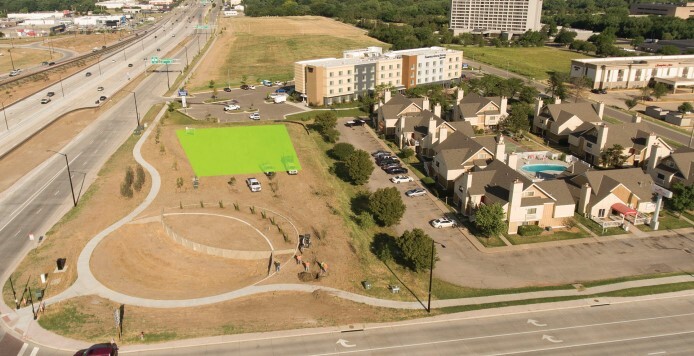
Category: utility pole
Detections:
[
  {"x1": 58, "y1": 74, "x2": 65, "y2": 97},
  {"x1": 8, "y1": 49, "x2": 15, "y2": 70},
  {"x1": 427, "y1": 240, "x2": 445, "y2": 313},
  {"x1": 2, "y1": 100, "x2": 9, "y2": 131},
  {"x1": 166, "y1": 63, "x2": 170, "y2": 89},
  {"x1": 48, "y1": 151, "x2": 77, "y2": 207},
  {"x1": 184, "y1": 45, "x2": 189, "y2": 66},
  {"x1": 128, "y1": 91, "x2": 141, "y2": 127}
]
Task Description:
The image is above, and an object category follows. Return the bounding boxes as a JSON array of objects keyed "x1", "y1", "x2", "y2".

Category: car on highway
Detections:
[
  {"x1": 73, "y1": 342, "x2": 118, "y2": 356},
  {"x1": 157, "y1": 48, "x2": 161, "y2": 51},
  {"x1": 249, "y1": 112, "x2": 260, "y2": 120},
  {"x1": 99, "y1": 96, "x2": 107, "y2": 101},
  {"x1": 223, "y1": 87, "x2": 232, "y2": 92},
  {"x1": 240, "y1": 84, "x2": 256, "y2": 90},
  {"x1": 97, "y1": 86, "x2": 104, "y2": 91},
  {"x1": 46, "y1": 92, "x2": 55, "y2": 97},
  {"x1": 405, "y1": 188, "x2": 427, "y2": 197},
  {"x1": 390, "y1": 175, "x2": 413, "y2": 184},
  {"x1": 85, "y1": 72, "x2": 92, "y2": 77},
  {"x1": 48, "y1": 61, "x2": 55, "y2": 66},
  {"x1": 9, "y1": 69, "x2": 21, "y2": 77},
  {"x1": 431, "y1": 217, "x2": 457, "y2": 228},
  {"x1": 386, "y1": 166, "x2": 408, "y2": 175},
  {"x1": 246, "y1": 178, "x2": 261, "y2": 192},
  {"x1": 128, "y1": 63, "x2": 133, "y2": 67},
  {"x1": 224, "y1": 104, "x2": 240, "y2": 111},
  {"x1": 40, "y1": 98, "x2": 51, "y2": 104}
]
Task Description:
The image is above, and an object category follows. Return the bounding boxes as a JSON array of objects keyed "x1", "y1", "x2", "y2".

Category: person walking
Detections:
[
  {"x1": 303, "y1": 261, "x2": 310, "y2": 272},
  {"x1": 274, "y1": 261, "x2": 281, "y2": 272},
  {"x1": 295, "y1": 254, "x2": 302, "y2": 265}
]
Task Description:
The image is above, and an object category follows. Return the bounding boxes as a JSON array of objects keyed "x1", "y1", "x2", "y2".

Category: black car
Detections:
[
  {"x1": 240, "y1": 84, "x2": 250, "y2": 90},
  {"x1": 128, "y1": 63, "x2": 133, "y2": 67},
  {"x1": 372, "y1": 150, "x2": 390, "y2": 158},
  {"x1": 385, "y1": 167, "x2": 408, "y2": 174},
  {"x1": 224, "y1": 87, "x2": 232, "y2": 92},
  {"x1": 381, "y1": 163, "x2": 401, "y2": 170},
  {"x1": 345, "y1": 119, "x2": 366, "y2": 127},
  {"x1": 48, "y1": 61, "x2": 56, "y2": 66},
  {"x1": 85, "y1": 72, "x2": 92, "y2": 77},
  {"x1": 600, "y1": 89, "x2": 607, "y2": 94},
  {"x1": 376, "y1": 156, "x2": 399, "y2": 165},
  {"x1": 99, "y1": 96, "x2": 107, "y2": 101},
  {"x1": 46, "y1": 92, "x2": 55, "y2": 97},
  {"x1": 378, "y1": 159, "x2": 400, "y2": 167}
]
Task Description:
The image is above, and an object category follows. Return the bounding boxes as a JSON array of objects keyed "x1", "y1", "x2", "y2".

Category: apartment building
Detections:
[
  {"x1": 532, "y1": 97, "x2": 604, "y2": 144},
  {"x1": 295, "y1": 46, "x2": 463, "y2": 106},
  {"x1": 647, "y1": 146, "x2": 694, "y2": 188},
  {"x1": 449, "y1": 0, "x2": 543, "y2": 35},
  {"x1": 569, "y1": 55, "x2": 694, "y2": 91},
  {"x1": 630, "y1": 2, "x2": 694, "y2": 19}
]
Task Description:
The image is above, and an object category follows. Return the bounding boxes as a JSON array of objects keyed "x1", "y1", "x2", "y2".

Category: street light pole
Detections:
[
  {"x1": 8, "y1": 49, "x2": 15, "y2": 71},
  {"x1": 427, "y1": 240, "x2": 445, "y2": 313},
  {"x1": 48, "y1": 150, "x2": 77, "y2": 207},
  {"x1": 185, "y1": 45, "x2": 189, "y2": 66},
  {"x1": 97, "y1": 55, "x2": 102, "y2": 76},
  {"x1": 1, "y1": 100, "x2": 9, "y2": 131},
  {"x1": 58, "y1": 74, "x2": 65, "y2": 98},
  {"x1": 166, "y1": 63, "x2": 170, "y2": 89},
  {"x1": 128, "y1": 91, "x2": 141, "y2": 127}
]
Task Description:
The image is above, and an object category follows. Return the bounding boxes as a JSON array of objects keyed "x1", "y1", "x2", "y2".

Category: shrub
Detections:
[
  {"x1": 355, "y1": 211, "x2": 375, "y2": 229},
  {"x1": 518, "y1": 225, "x2": 543, "y2": 236},
  {"x1": 330, "y1": 142, "x2": 356, "y2": 161},
  {"x1": 396, "y1": 229, "x2": 435, "y2": 272},
  {"x1": 344, "y1": 150, "x2": 374, "y2": 185},
  {"x1": 474, "y1": 203, "x2": 506, "y2": 237},
  {"x1": 369, "y1": 187, "x2": 406, "y2": 226},
  {"x1": 399, "y1": 148, "x2": 414, "y2": 159},
  {"x1": 133, "y1": 165, "x2": 145, "y2": 192},
  {"x1": 421, "y1": 177, "x2": 435, "y2": 186}
]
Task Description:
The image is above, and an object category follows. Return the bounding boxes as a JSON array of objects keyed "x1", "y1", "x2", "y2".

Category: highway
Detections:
[{"x1": 0, "y1": 9, "x2": 200, "y2": 158}]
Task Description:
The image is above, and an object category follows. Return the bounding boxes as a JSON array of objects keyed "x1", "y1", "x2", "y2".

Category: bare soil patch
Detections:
[
  {"x1": 91, "y1": 223, "x2": 267, "y2": 299},
  {"x1": 0, "y1": 48, "x2": 62, "y2": 73},
  {"x1": 48, "y1": 32, "x2": 124, "y2": 55},
  {"x1": 38, "y1": 293, "x2": 426, "y2": 344},
  {"x1": 162, "y1": 212, "x2": 286, "y2": 251}
]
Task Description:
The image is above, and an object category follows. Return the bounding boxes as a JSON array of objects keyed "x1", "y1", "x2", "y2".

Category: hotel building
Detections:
[
  {"x1": 449, "y1": 0, "x2": 543, "y2": 35},
  {"x1": 295, "y1": 46, "x2": 463, "y2": 106}
]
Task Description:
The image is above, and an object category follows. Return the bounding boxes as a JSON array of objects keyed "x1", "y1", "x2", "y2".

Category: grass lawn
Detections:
[
  {"x1": 574, "y1": 213, "x2": 626, "y2": 236},
  {"x1": 448, "y1": 45, "x2": 591, "y2": 80},
  {"x1": 638, "y1": 210, "x2": 693, "y2": 231},
  {"x1": 176, "y1": 125, "x2": 301, "y2": 176},
  {"x1": 683, "y1": 210, "x2": 694, "y2": 222},
  {"x1": 506, "y1": 226, "x2": 590, "y2": 245}
]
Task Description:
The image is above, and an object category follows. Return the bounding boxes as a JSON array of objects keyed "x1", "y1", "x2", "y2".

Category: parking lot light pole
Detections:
[
  {"x1": 48, "y1": 150, "x2": 77, "y2": 207},
  {"x1": 97, "y1": 55, "x2": 103, "y2": 76},
  {"x1": 427, "y1": 240, "x2": 446, "y2": 313}
]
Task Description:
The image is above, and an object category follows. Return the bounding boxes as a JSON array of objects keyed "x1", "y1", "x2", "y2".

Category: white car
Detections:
[
  {"x1": 246, "y1": 178, "x2": 261, "y2": 192},
  {"x1": 224, "y1": 104, "x2": 240, "y2": 111},
  {"x1": 269, "y1": 92, "x2": 286, "y2": 99},
  {"x1": 390, "y1": 175, "x2": 414, "y2": 184},
  {"x1": 274, "y1": 81, "x2": 283, "y2": 86},
  {"x1": 40, "y1": 98, "x2": 51, "y2": 104},
  {"x1": 405, "y1": 188, "x2": 427, "y2": 197},
  {"x1": 431, "y1": 217, "x2": 457, "y2": 228},
  {"x1": 249, "y1": 112, "x2": 260, "y2": 120}
]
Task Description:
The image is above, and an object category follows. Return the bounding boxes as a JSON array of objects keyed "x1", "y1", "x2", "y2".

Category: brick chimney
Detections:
[
  {"x1": 597, "y1": 123, "x2": 609, "y2": 150},
  {"x1": 384, "y1": 90, "x2": 391, "y2": 103},
  {"x1": 500, "y1": 96, "x2": 508, "y2": 116},
  {"x1": 554, "y1": 96, "x2": 562, "y2": 105},
  {"x1": 597, "y1": 101, "x2": 605, "y2": 119},
  {"x1": 632, "y1": 114, "x2": 641, "y2": 123},
  {"x1": 534, "y1": 97, "x2": 543, "y2": 118}
]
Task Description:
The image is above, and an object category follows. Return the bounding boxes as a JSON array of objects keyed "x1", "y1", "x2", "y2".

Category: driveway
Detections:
[
  {"x1": 183, "y1": 86, "x2": 305, "y2": 123},
  {"x1": 336, "y1": 118, "x2": 694, "y2": 289}
]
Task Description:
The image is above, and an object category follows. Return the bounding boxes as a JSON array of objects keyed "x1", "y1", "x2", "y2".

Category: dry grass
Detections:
[
  {"x1": 0, "y1": 48, "x2": 62, "y2": 73},
  {"x1": 188, "y1": 16, "x2": 387, "y2": 90}
]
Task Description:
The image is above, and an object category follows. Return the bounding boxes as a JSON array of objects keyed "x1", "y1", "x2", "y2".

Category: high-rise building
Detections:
[
  {"x1": 295, "y1": 47, "x2": 463, "y2": 106},
  {"x1": 449, "y1": 0, "x2": 543, "y2": 35}
]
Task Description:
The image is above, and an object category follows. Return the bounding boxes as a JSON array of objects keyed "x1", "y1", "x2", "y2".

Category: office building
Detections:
[
  {"x1": 630, "y1": 2, "x2": 694, "y2": 19},
  {"x1": 449, "y1": 0, "x2": 543, "y2": 35},
  {"x1": 295, "y1": 46, "x2": 463, "y2": 106}
]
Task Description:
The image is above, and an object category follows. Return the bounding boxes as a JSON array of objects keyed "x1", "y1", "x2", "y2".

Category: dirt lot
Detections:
[
  {"x1": 91, "y1": 223, "x2": 269, "y2": 299},
  {"x1": 38, "y1": 293, "x2": 426, "y2": 344},
  {"x1": 0, "y1": 48, "x2": 62, "y2": 73},
  {"x1": 47, "y1": 32, "x2": 125, "y2": 55},
  {"x1": 187, "y1": 16, "x2": 386, "y2": 90}
]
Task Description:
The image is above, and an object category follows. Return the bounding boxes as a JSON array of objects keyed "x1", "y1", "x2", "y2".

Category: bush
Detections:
[
  {"x1": 330, "y1": 142, "x2": 356, "y2": 161},
  {"x1": 323, "y1": 128, "x2": 340, "y2": 143},
  {"x1": 369, "y1": 187, "x2": 406, "y2": 226},
  {"x1": 344, "y1": 150, "x2": 374, "y2": 185},
  {"x1": 133, "y1": 165, "x2": 145, "y2": 192},
  {"x1": 518, "y1": 225, "x2": 543, "y2": 236},
  {"x1": 421, "y1": 177, "x2": 435, "y2": 186},
  {"x1": 355, "y1": 211, "x2": 375, "y2": 229},
  {"x1": 399, "y1": 148, "x2": 414, "y2": 159},
  {"x1": 396, "y1": 229, "x2": 435, "y2": 272}
]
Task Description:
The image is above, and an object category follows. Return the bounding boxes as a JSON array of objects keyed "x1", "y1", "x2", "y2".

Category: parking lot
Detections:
[
  {"x1": 336, "y1": 118, "x2": 694, "y2": 289},
  {"x1": 183, "y1": 85, "x2": 307, "y2": 122}
]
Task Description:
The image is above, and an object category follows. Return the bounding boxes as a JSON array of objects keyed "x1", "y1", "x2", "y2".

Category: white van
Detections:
[{"x1": 273, "y1": 95, "x2": 287, "y2": 104}]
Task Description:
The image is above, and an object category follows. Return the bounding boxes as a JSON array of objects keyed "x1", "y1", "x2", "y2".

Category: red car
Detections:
[{"x1": 74, "y1": 343, "x2": 118, "y2": 356}]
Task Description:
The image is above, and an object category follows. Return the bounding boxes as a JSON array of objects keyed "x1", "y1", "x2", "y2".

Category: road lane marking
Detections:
[
  {"x1": 35, "y1": 208, "x2": 42, "y2": 215},
  {"x1": 29, "y1": 347, "x2": 39, "y2": 356},
  {"x1": 54, "y1": 190, "x2": 59, "y2": 196},
  {"x1": 14, "y1": 229, "x2": 21, "y2": 237},
  {"x1": 16, "y1": 343, "x2": 28, "y2": 356},
  {"x1": 0, "y1": 152, "x2": 82, "y2": 234},
  {"x1": 648, "y1": 352, "x2": 667, "y2": 355}
]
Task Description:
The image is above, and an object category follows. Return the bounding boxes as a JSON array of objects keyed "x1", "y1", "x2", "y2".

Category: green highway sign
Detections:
[
  {"x1": 195, "y1": 25, "x2": 209, "y2": 30},
  {"x1": 150, "y1": 56, "x2": 160, "y2": 64},
  {"x1": 161, "y1": 59, "x2": 174, "y2": 64}
]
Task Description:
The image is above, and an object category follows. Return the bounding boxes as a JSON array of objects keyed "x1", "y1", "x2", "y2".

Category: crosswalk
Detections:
[{"x1": 14, "y1": 343, "x2": 39, "y2": 356}]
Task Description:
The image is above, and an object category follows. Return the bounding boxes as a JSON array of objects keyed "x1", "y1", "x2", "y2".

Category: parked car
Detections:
[
  {"x1": 73, "y1": 343, "x2": 118, "y2": 356},
  {"x1": 381, "y1": 163, "x2": 401, "y2": 170},
  {"x1": 390, "y1": 175, "x2": 413, "y2": 184},
  {"x1": 48, "y1": 61, "x2": 55, "y2": 66},
  {"x1": 275, "y1": 88, "x2": 287, "y2": 94},
  {"x1": 224, "y1": 104, "x2": 240, "y2": 111},
  {"x1": 376, "y1": 156, "x2": 399, "y2": 164},
  {"x1": 9, "y1": 70, "x2": 20, "y2": 77},
  {"x1": 590, "y1": 89, "x2": 600, "y2": 94},
  {"x1": 372, "y1": 150, "x2": 390, "y2": 157},
  {"x1": 40, "y1": 98, "x2": 51, "y2": 104},
  {"x1": 385, "y1": 167, "x2": 408, "y2": 174},
  {"x1": 97, "y1": 86, "x2": 104, "y2": 91},
  {"x1": 345, "y1": 119, "x2": 366, "y2": 127},
  {"x1": 99, "y1": 96, "x2": 107, "y2": 101},
  {"x1": 46, "y1": 92, "x2": 55, "y2": 97},
  {"x1": 273, "y1": 95, "x2": 287, "y2": 104},
  {"x1": 224, "y1": 87, "x2": 232, "y2": 92},
  {"x1": 405, "y1": 188, "x2": 427, "y2": 197},
  {"x1": 85, "y1": 72, "x2": 92, "y2": 77},
  {"x1": 264, "y1": 171, "x2": 276, "y2": 178},
  {"x1": 240, "y1": 84, "x2": 256, "y2": 90},
  {"x1": 431, "y1": 217, "x2": 456, "y2": 228},
  {"x1": 249, "y1": 112, "x2": 260, "y2": 120},
  {"x1": 246, "y1": 178, "x2": 261, "y2": 192},
  {"x1": 157, "y1": 48, "x2": 161, "y2": 51},
  {"x1": 128, "y1": 63, "x2": 133, "y2": 67},
  {"x1": 269, "y1": 92, "x2": 285, "y2": 99},
  {"x1": 274, "y1": 81, "x2": 284, "y2": 86},
  {"x1": 41, "y1": 61, "x2": 49, "y2": 66},
  {"x1": 287, "y1": 168, "x2": 298, "y2": 175}
]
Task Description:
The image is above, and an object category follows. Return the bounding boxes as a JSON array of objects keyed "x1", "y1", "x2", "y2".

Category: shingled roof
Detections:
[
  {"x1": 457, "y1": 93, "x2": 503, "y2": 118},
  {"x1": 658, "y1": 146, "x2": 694, "y2": 181},
  {"x1": 569, "y1": 168, "x2": 654, "y2": 203},
  {"x1": 541, "y1": 102, "x2": 602, "y2": 126},
  {"x1": 378, "y1": 93, "x2": 425, "y2": 121}
]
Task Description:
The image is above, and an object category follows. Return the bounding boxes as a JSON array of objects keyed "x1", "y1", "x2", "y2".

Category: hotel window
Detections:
[
  {"x1": 418, "y1": 63, "x2": 422, "y2": 68},
  {"x1": 426, "y1": 62, "x2": 429, "y2": 67},
  {"x1": 397, "y1": 72, "x2": 400, "y2": 76},
  {"x1": 381, "y1": 66, "x2": 384, "y2": 70},
  {"x1": 339, "y1": 71, "x2": 343, "y2": 76},
  {"x1": 397, "y1": 64, "x2": 400, "y2": 69},
  {"x1": 418, "y1": 71, "x2": 421, "y2": 76},
  {"x1": 329, "y1": 72, "x2": 334, "y2": 77},
  {"x1": 347, "y1": 78, "x2": 351, "y2": 83},
  {"x1": 388, "y1": 73, "x2": 392, "y2": 78},
  {"x1": 449, "y1": 65, "x2": 452, "y2": 70},
  {"x1": 339, "y1": 88, "x2": 343, "y2": 93},
  {"x1": 347, "y1": 87, "x2": 351, "y2": 91},
  {"x1": 329, "y1": 89, "x2": 334, "y2": 94},
  {"x1": 338, "y1": 80, "x2": 342, "y2": 84},
  {"x1": 329, "y1": 81, "x2": 333, "y2": 85},
  {"x1": 389, "y1": 64, "x2": 393, "y2": 69},
  {"x1": 410, "y1": 80, "x2": 414, "y2": 85},
  {"x1": 371, "y1": 75, "x2": 374, "y2": 80},
  {"x1": 410, "y1": 65, "x2": 415, "y2": 70},
  {"x1": 348, "y1": 70, "x2": 352, "y2": 75},
  {"x1": 381, "y1": 74, "x2": 384, "y2": 79}
]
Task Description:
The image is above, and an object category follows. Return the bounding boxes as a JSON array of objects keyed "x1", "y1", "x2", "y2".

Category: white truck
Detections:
[
  {"x1": 246, "y1": 178, "x2": 261, "y2": 192},
  {"x1": 273, "y1": 95, "x2": 287, "y2": 104}
]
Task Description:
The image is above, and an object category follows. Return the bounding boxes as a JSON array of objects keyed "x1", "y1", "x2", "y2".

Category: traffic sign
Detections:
[
  {"x1": 161, "y1": 59, "x2": 174, "y2": 64},
  {"x1": 150, "y1": 56, "x2": 160, "y2": 64},
  {"x1": 195, "y1": 25, "x2": 209, "y2": 30}
]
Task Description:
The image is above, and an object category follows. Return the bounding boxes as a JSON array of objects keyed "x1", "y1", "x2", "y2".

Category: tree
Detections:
[
  {"x1": 657, "y1": 45, "x2": 680, "y2": 55},
  {"x1": 208, "y1": 80, "x2": 215, "y2": 89},
  {"x1": 518, "y1": 86, "x2": 539, "y2": 103},
  {"x1": 651, "y1": 83, "x2": 669, "y2": 100},
  {"x1": 666, "y1": 182, "x2": 694, "y2": 217},
  {"x1": 600, "y1": 144, "x2": 628, "y2": 168},
  {"x1": 400, "y1": 147, "x2": 414, "y2": 160},
  {"x1": 323, "y1": 128, "x2": 340, "y2": 143},
  {"x1": 474, "y1": 203, "x2": 506, "y2": 238},
  {"x1": 554, "y1": 28, "x2": 577, "y2": 46},
  {"x1": 678, "y1": 102, "x2": 693, "y2": 113},
  {"x1": 311, "y1": 111, "x2": 339, "y2": 142},
  {"x1": 546, "y1": 72, "x2": 569, "y2": 100},
  {"x1": 134, "y1": 165, "x2": 146, "y2": 192},
  {"x1": 330, "y1": 142, "x2": 355, "y2": 161},
  {"x1": 571, "y1": 76, "x2": 591, "y2": 102},
  {"x1": 624, "y1": 98, "x2": 639, "y2": 111},
  {"x1": 502, "y1": 103, "x2": 531, "y2": 135},
  {"x1": 630, "y1": 36, "x2": 645, "y2": 48},
  {"x1": 396, "y1": 229, "x2": 435, "y2": 272},
  {"x1": 344, "y1": 150, "x2": 374, "y2": 185},
  {"x1": 368, "y1": 187, "x2": 406, "y2": 227}
]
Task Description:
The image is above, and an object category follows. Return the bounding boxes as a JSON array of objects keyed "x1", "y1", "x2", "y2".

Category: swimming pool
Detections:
[{"x1": 521, "y1": 164, "x2": 567, "y2": 173}]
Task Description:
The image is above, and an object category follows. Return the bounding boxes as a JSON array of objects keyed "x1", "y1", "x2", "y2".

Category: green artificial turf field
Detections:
[{"x1": 176, "y1": 125, "x2": 301, "y2": 176}]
